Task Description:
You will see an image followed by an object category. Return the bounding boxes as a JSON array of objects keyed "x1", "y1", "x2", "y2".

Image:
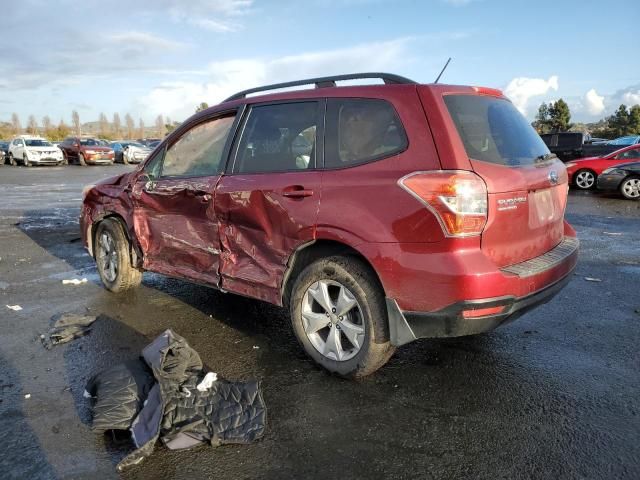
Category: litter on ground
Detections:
[
  {"x1": 585, "y1": 277, "x2": 602, "y2": 282},
  {"x1": 196, "y1": 372, "x2": 218, "y2": 391},
  {"x1": 6, "y1": 305, "x2": 22, "y2": 311},
  {"x1": 62, "y1": 278, "x2": 88, "y2": 285}
]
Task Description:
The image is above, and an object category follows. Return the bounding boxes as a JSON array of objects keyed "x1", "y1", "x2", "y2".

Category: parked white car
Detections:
[
  {"x1": 110, "y1": 141, "x2": 152, "y2": 164},
  {"x1": 8, "y1": 135, "x2": 65, "y2": 167}
]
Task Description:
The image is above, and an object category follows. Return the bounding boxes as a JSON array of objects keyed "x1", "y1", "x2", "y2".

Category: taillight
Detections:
[{"x1": 398, "y1": 170, "x2": 488, "y2": 237}]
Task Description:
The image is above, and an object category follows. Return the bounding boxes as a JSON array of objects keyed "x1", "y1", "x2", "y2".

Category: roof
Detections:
[{"x1": 223, "y1": 72, "x2": 416, "y2": 103}]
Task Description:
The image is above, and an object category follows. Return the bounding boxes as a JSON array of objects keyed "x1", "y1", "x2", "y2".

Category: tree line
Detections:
[
  {"x1": 533, "y1": 100, "x2": 640, "y2": 138},
  {"x1": 0, "y1": 111, "x2": 180, "y2": 141}
]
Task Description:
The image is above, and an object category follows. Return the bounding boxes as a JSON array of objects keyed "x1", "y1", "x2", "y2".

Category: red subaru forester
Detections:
[{"x1": 80, "y1": 73, "x2": 579, "y2": 377}]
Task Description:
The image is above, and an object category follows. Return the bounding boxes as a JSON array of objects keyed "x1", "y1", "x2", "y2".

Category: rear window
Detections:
[
  {"x1": 444, "y1": 95, "x2": 550, "y2": 166},
  {"x1": 556, "y1": 133, "x2": 582, "y2": 148}
]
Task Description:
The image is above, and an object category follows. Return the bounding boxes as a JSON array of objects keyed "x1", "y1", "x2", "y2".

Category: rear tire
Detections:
[
  {"x1": 620, "y1": 176, "x2": 640, "y2": 200},
  {"x1": 78, "y1": 153, "x2": 87, "y2": 166},
  {"x1": 94, "y1": 218, "x2": 142, "y2": 292},
  {"x1": 8, "y1": 153, "x2": 16, "y2": 166},
  {"x1": 574, "y1": 169, "x2": 596, "y2": 189},
  {"x1": 289, "y1": 255, "x2": 395, "y2": 378}
]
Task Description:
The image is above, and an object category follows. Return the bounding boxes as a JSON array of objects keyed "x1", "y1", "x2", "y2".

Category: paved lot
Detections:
[{"x1": 1, "y1": 164, "x2": 639, "y2": 479}]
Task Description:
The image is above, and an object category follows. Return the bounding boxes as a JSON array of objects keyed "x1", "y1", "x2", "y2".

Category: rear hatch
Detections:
[{"x1": 439, "y1": 92, "x2": 568, "y2": 268}]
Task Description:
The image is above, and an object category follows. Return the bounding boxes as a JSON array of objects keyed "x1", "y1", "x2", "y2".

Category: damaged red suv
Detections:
[{"x1": 80, "y1": 73, "x2": 578, "y2": 377}]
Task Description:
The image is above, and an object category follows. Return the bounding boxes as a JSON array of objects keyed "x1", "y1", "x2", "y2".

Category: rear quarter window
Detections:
[
  {"x1": 444, "y1": 94, "x2": 550, "y2": 166},
  {"x1": 324, "y1": 98, "x2": 407, "y2": 168}
]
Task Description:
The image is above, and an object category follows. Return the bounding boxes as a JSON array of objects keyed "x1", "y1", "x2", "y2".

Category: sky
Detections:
[{"x1": 1, "y1": 0, "x2": 639, "y2": 127}]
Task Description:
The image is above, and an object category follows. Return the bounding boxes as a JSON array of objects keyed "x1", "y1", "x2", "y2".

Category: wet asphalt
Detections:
[{"x1": 0, "y1": 164, "x2": 639, "y2": 479}]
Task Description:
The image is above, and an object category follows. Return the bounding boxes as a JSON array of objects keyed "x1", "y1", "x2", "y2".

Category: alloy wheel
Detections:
[
  {"x1": 575, "y1": 171, "x2": 595, "y2": 189},
  {"x1": 621, "y1": 178, "x2": 640, "y2": 199},
  {"x1": 301, "y1": 280, "x2": 365, "y2": 361},
  {"x1": 97, "y1": 231, "x2": 118, "y2": 282}
]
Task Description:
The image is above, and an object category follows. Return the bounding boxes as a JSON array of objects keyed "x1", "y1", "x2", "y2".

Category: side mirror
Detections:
[{"x1": 74, "y1": 143, "x2": 80, "y2": 148}]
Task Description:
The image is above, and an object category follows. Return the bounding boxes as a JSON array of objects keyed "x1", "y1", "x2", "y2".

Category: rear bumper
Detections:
[
  {"x1": 381, "y1": 234, "x2": 579, "y2": 346},
  {"x1": 387, "y1": 269, "x2": 574, "y2": 346}
]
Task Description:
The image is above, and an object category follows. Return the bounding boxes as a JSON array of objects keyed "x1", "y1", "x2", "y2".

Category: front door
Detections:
[
  {"x1": 131, "y1": 112, "x2": 237, "y2": 286},
  {"x1": 215, "y1": 100, "x2": 323, "y2": 305}
]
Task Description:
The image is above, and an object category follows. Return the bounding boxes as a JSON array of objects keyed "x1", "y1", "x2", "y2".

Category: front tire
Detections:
[
  {"x1": 23, "y1": 154, "x2": 31, "y2": 167},
  {"x1": 620, "y1": 176, "x2": 640, "y2": 200},
  {"x1": 94, "y1": 218, "x2": 142, "y2": 292},
  {"x1": 78, "y1": 153, "x2": 87, "y2": 166},
  {"x1": 289, "y1": 256, "x2": 395, "y2": 378},
  {"x1": 574, "y1": 169, "x2": 596, "y2": 189}
]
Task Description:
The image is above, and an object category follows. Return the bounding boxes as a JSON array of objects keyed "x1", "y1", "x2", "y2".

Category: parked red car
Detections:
[
  {"x1": 59, "y1": 136, "x2": 115, "y2": 166},
  {"x1": 80, "y1": 73, "x2": 579, "y2": 377},
  {"x1": 565, "y1": 144, "x2": 640, "y2": 189}
]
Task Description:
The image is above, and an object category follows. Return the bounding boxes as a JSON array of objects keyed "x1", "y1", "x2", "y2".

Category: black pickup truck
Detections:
[{"x1": 541, "y1": 133, "x2": 640, "y2": 161}]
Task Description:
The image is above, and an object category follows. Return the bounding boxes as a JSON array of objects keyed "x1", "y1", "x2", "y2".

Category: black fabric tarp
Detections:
[{"x1": 86, "y1": 329, "x2": 267, "y2": 471}]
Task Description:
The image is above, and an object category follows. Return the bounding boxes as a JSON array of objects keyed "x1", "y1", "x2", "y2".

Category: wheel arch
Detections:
[
  {"x1": 281, "y1": 238, "x2": 386, "y2": 308},
  {"x1": 91, "y1": 213, "x2": 142, "y2": 267}
]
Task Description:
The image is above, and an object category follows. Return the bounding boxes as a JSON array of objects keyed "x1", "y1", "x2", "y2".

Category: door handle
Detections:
[{"x1": 282, "y1": 186, "x2": 314, "y2": 198}]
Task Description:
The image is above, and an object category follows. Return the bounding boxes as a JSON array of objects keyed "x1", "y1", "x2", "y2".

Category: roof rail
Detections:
[{"x1": 223, "y1": 72, "x2": 417, "y2": 102}]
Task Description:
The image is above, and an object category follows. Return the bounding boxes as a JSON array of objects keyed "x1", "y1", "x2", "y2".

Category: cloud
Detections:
[
  {"x1": 503, "y1": 75, "x2": 559, "y2": 115},
  {"x1": 190, "y1": 18, "x2": 241, "y2": 32},
  {"x1": 622, "y1": 89, "x2": 640, "y2": 106},
  {"x1": 158, "y1": 0, "x2": 254, "y2": 31},
  {"x1": 107, "y1": 32, "x2": 188, "y2": 51},
  {"x1": 138, "y1": 38, "x2": 413, "y2": 120},
  {"x1": 0, "y1": 27, "x2": 191, "y2": 92},
  {"x1": 584, "y1": 88, "x2": 605, "y2": 115}
]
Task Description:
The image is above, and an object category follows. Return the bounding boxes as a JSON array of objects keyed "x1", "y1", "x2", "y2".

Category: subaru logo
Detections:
[{"x1": 549, "y1": 170, "x2": 559, "y2": 185}]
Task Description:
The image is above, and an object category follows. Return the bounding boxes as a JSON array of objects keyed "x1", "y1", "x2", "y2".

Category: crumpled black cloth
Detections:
[
  {"x1": 85, "y1": 329, "x2": 267, "y2": 471},
  {"x1": 85, "y1": 360, "x2": 155, "y2": 432},
  {"x1": 42, "y1": 313, "x2": 97, "y2": 348}
]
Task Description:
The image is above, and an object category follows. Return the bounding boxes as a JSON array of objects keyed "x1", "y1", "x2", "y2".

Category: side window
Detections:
[
  {"x1": 234, "y1": 102, "x2": 319, "y2": 174},
  {"x1": 621, "y1": 149, "x2": 640, "y2": 159},
  {"x1": 325, "y1": 98, "x2": 407, "y2": 168},
  {"x1": 161, "y1": 114, "x2": 236, "y2": 178}
]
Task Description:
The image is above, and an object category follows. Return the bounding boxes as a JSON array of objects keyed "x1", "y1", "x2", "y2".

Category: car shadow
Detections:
[
  {"x1": 0, "y1": 351, "x2": 59, "y2": 479},
  {"x1": 61, "y1": 313, "x2": 151, "y2": 468}
]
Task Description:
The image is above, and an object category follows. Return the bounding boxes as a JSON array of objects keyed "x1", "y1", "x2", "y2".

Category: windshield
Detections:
[
  {"x1": 607, "y1": 136, "x2": 639, "y2": 146},
  {"x1": 80, "y1": 138, "x2": 100, "y2": 146},
  {"x1": 25, "y1": 139, "x2": 52, "y2": 147},
  {"x1": 444, "y1": 94, "x2": 550, "y2": 166}
]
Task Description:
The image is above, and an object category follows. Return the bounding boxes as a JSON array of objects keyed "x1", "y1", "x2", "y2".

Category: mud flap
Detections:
[{"x1": 386, "y1": 298, "x2": 417, "y2": 347}]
